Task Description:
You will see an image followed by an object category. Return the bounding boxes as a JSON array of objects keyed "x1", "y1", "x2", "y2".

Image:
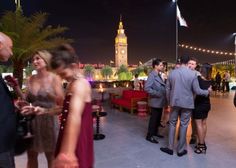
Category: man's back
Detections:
[{"x1": 166, "y1": 66, "x2": 208, "y2": 109}]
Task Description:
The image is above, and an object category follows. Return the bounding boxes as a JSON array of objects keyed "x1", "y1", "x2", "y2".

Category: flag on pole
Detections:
[{"x1": 177, "y1": 5, "x2": 188, "y2": 27}]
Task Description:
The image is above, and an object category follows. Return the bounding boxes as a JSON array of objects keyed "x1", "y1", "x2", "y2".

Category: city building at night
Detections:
[{"x1": 115, "y1": 16, "x2": 128, "y2": 67}]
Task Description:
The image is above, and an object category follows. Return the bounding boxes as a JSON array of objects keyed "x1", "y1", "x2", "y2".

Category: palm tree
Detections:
[
  {"x1": 101, "y1": 65, "x2": 113, "y2": 80},
  {"x1": 132, "y1": 66, "x2": 143, "y2": 76},
  {"x1": 83, "y1": 65, "x2": 95, "y2": 81},
  {"x1": 117, "y1": 64, "x2": 128, "y2": 74},
  {"x1": 117, "y1": 65, "x2": 132, "y2": 81},
  {"x1": 143, "y1": 65, "x2": 151, "y2": 75},
  {"x1": 0, "y1": 5, "x2": 72, "y2": 87}
]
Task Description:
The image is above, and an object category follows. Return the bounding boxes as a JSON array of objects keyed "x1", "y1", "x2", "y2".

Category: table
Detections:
[{"x1": 92, "y1": 111, "x2": 107, "y2": 140}]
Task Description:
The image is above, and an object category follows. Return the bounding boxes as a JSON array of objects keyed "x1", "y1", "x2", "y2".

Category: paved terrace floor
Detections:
[{"x1": 15, "y1": 91, "x2": 236, "y2": 168}]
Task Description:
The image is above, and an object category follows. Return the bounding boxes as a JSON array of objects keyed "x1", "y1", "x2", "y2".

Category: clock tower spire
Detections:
[{"x1": 115, "y1": 15, "x2": 128, "y2": 67}]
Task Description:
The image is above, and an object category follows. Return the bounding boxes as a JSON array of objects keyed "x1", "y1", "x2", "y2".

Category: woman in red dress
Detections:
[{"x1": 51, "y1": 49, "x2": 94, "y2": 168}]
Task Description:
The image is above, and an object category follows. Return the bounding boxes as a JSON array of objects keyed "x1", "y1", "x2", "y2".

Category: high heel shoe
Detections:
[
  {"x1": 194, "y1": 143, "x2": 207, "y2": 154},
  {"x1": 195, "y1": 143, "x2": 207, "y2": 150}
]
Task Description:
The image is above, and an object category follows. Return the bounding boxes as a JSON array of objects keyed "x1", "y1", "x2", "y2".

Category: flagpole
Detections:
[
  {"x1": 175, "y1": 2, "x2": 178, "y2": 61},
  {"x1": 172, "y1": 0, "x2": 178, "y2": 61},
  {"x1": 173, "y1": 0, "x2": 188, "y2": 61}
]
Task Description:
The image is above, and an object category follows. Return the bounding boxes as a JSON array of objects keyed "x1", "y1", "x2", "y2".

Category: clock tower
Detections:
[{"x1": 115, "y1": 16, "x2": 128, "y2": 67}]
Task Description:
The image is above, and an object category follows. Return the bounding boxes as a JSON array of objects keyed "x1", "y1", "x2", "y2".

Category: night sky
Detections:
[
  {"x1": 0, "y1": 0, "x2": 236, "y2": 64},
  {"x1": 178, "y1": 0, "x2": 236, "y2": 63}
]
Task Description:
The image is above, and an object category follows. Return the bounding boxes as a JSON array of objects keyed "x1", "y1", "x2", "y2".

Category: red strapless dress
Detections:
[{"x1": 55, "y1": 94, "x2": 94, "y2": 168}]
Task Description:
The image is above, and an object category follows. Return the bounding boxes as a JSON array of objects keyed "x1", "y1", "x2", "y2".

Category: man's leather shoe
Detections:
[
  {"x1": 146, "y1": 136, "x2": 159, "y2": 144},
  {"x1": 177, "y1": 150, "x2": 188, "y2": 157},
  {"x1": 156, "y1": 134, "x2": 164, "y2": 138},
  {"x1": 160, "y1": 147, "x2": 173, "y2": 155}
]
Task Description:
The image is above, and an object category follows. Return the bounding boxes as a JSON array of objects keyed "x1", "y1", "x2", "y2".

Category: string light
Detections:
[
  {"x1": 178, "y1": 44, "x2": 236, "y2": 56},
  {"x1": 211, "y1": 59, "x2": 235, "y2": 65}
]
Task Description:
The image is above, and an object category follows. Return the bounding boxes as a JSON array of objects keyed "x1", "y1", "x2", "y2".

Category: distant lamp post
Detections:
[{"x1": 233, "y1": 33, "x2": 236, "y2": 77}]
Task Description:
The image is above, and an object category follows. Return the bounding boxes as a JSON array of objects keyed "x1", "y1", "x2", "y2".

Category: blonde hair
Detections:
[{"x1": 35, "y1": 50, "x2": 52, "y2": 69}]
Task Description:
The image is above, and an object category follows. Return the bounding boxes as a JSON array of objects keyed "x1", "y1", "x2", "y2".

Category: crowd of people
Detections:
[
  {"x1": 13, "y1": 50, "x2": 64, "y2": 168},
  {"x1": 0, "y1": 31, "x2": 235, "y2": 168},
  {"x1": 214, "y1": 71, "x2": 231, "y2": 92},
  {"x1": 145, "y1": 55, "x2": 212, "y2": 156},
  {"x1": 0, "y1": 32, "x2": 93, "y2": 168}
]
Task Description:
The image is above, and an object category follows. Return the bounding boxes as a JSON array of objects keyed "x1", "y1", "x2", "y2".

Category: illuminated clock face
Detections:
[{"x1": 121, "y1": 49, "x2": 125, "y2": 54}]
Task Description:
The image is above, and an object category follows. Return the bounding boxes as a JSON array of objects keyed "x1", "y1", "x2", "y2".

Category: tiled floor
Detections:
[{"x1": 15, "y1": 91, "x2": 236, "y2": 168}]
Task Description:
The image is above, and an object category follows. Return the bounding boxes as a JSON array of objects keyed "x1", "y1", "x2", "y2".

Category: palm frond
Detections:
[
  {"x1": 0, "y1": 10, "x2": 73, "y2": 87},
  {"x1": 18, "y1": 12, "x2": 48, "y2": 47}
]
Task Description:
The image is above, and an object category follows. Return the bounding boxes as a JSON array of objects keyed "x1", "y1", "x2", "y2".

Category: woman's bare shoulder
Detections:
[
  {"x1": 50, "y1": 73, "x2": 62, "y2": 82},
  {"x1": 68, "y1": 77, "x2": 91, "y2": 100},
  {"x1": 73, "y1": 77, "x2": 90, "y2": 91}
]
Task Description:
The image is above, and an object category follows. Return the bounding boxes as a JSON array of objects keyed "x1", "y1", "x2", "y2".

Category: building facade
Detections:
[{"x1": 115, "y1": 17, "x2": 128, "y2": 67}]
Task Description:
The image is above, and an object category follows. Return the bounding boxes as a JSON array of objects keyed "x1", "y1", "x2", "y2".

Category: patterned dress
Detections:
[
  {"x1": 55, "y1": 94, "x2": 94, "y2": 168},
  {"x1": 27, "y1": 89, "x2": 59, "y2": 153}
]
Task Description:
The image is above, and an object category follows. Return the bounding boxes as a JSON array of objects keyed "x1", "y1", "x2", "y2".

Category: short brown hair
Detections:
[{"x1": 189, "y1": 57, "x2": 198, "y2": 64}]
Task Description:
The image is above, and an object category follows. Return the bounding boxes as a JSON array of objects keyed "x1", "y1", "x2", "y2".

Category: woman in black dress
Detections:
[{"x1": 193, "y1": 63, "x2": 212, "y2": 154}]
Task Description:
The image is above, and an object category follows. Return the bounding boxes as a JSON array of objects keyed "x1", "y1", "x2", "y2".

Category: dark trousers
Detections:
[
  {"x1": 225, "y1": 82, "x2": 230, "y2": 92},
  {"x1": 0, "y1": 150, "x2": 15, "y2": 168},
  {"x1": 147, "y1": 107, "x2": 163, "y2": 136},
  {"x1": 216, "y1": 82, "x2": 221, "y2": 91}
]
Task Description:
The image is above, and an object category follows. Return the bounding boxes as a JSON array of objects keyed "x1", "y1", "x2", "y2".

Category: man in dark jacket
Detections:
[
  {"x1": 215, "y1": 72, "x2": 221, "y2": 91},
  {"x1": 0, "y1": 32, "x2": 16, "y2": 168}
]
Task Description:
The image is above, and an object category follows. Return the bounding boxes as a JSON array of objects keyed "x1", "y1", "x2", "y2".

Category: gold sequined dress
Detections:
[{"x1": 27, "y1": 89, "x2": 59, "y2": 153}]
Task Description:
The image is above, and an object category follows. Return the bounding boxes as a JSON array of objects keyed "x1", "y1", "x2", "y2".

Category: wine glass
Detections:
[
  {"x1": 15, "y1": 100, "x2": 35, "y2": 139},
  {"x1": 23, "y1": 103, "x2": 35, "y2": 139}
]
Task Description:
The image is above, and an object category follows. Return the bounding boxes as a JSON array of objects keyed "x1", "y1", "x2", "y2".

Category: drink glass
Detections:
[
  {"x1": 15, "y1": 100, "x2": 35, "y2": 139},
  {"x1": 23, "y1": 103, "x2": 35, "y2": 139}
]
